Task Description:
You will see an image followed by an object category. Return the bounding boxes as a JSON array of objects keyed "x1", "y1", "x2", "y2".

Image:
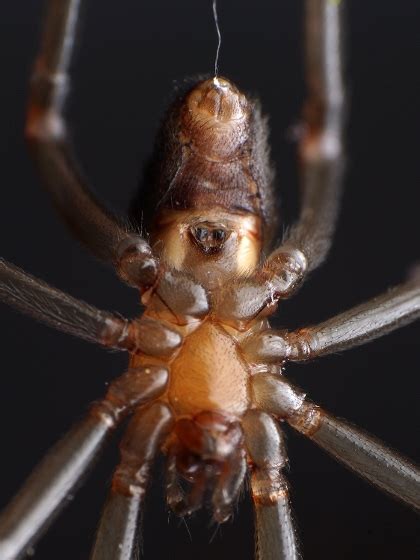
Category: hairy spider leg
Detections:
[
  {"x1": 25, "y1": 0, "x2": 157, "y2": 289},
  {"x1": 0, "y1": 366, "x2": 169, "y2": 560},
  {"x1": 251, "y1": 375, "x2": 420, "y2": 511},
  {"x1": 243, "y1": 411, "x2": 299, "y2": 560},
  {"x1": 242, "y1": 273, "x2": 420, "y2": 362},
  {"x1": 0, "y1": 259, "x2": 182, "y2": 356},
  {"x1": 90, "y1": 494, "x2": 141, "y2": 560},
  {"x1": 90, "y1": 403, "x2": 173, "y2": 560},
  {"x1": 279, "y1": 0, "x2": 345, "y2": 274},
  {"x1": 213, "y1": 0, "x2": 345, "y2": 333}
]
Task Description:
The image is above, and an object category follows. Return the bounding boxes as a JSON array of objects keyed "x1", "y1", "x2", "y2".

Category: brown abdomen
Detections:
[{"x1": 133, "y1": 77, "x2": 278, "y2": 247}]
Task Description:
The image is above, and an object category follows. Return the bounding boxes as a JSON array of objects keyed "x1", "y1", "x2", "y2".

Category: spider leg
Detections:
[
  {"x1": 0, "y1": 366, "x2": 168, "y2": 560},
  {"x1": 242, "y1": 275, "x2": 420, "y2": 362},
  {"x1": 261, "y1": 0, "x2": 345, "y2": 297},
  {"x1": 251, "y1": 374, "x2": 420, "y2": 511},
  {"x1": 214, "y1": 0, "x2": 345, "y2": 327},
  {"x1": 243, "y1": 411, "x2": 299, "y2": 560},
  {"x1": 26, "y1": 0, "x2": 157, "y2": 288},
  {"x1": 90, "y1": 493, "x2": 141, "y2": 560},
  {"x1": 90, "y1": 402, "x2": 173, "y2": 560},
  {"x1": 0, "y1": 259, "x2": 181, "y2": 355}
]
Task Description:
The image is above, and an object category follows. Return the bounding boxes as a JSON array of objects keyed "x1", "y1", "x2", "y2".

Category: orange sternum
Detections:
[{"x1": 168, "y1": 320, "x2": 250, "y2": 417}]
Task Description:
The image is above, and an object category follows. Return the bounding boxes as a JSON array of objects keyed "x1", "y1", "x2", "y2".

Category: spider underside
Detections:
[{"x1": 0, "y1": 1, "x2": 419, "y2": 560}]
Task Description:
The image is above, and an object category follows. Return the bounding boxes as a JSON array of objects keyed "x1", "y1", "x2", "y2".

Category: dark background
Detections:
[{"x1": 0, "y1": 1, "x2": 419, "y2": 559}]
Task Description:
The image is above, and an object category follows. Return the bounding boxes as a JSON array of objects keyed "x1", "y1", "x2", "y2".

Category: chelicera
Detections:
[{"x1": 0, "y1": 1, "x2": 419, "y2": 559}]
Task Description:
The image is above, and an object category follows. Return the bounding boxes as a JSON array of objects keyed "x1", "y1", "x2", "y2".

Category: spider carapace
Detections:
[{"x1": 0, "y1": 1, "x2": 419, "y2": 559}]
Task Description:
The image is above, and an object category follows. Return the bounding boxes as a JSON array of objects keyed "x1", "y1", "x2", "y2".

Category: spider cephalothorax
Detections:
[{"x1": 0, "y1": 1, "x2": 419, "y2": 560}]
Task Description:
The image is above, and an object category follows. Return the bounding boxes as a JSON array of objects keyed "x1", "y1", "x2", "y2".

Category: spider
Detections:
[{"x1": 0, "y1": 1, "x2": 419, "y2": 560}]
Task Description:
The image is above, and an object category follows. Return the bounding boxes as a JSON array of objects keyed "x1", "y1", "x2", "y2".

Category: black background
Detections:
[{"x1": 0, "y1": 1, "x2": 419, "y2": 559}]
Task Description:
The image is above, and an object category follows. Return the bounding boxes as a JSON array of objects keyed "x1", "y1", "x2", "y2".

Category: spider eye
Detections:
[{"x1": 190, "y1": 224, "x2": 229, "y2": 255}]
